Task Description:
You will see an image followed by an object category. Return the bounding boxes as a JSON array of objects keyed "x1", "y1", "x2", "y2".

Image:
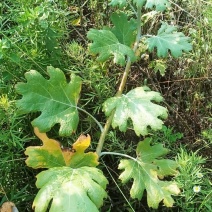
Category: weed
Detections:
[{"x1": 175, "y1": 148, "x2": 212, "y2": 211}]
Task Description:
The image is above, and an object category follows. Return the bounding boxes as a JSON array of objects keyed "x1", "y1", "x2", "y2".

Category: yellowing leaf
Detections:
[
  {"x1": 71, "y1": 17, "x2": 81, "y2": 26},
  {"x1": 25, "y1": 128, "x2": 99, "y2": 169},
  {"x1": 64, "y1": 134, "x2": 99, "y2": 168}
]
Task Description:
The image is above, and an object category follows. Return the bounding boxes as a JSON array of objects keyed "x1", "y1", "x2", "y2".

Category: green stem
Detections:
[
  {"x1": 96, "y1": 7, "x2": 142, "y2": 156},
  {"x1": 100, "y1": 152, "x2": 137, "y2": 161},
  {"x1": 76, "y1": 106, "x2": 103, "y2": 132}
]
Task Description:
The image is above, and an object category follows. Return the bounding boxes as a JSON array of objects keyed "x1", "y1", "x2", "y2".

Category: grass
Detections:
[{"x1": 0, "y1": 0, "x2": 211, "y2": 211}]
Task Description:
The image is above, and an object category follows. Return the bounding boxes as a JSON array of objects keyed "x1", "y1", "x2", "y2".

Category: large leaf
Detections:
[
  {"x1": 146, "y1": 22, "x2": 192, "y2": 57},
  {"x1": 118, "y1": 138, "x2": 180, "y2": 209},
  {"x1": 103, "y1": 86, "x2": 168, "y2": 136},
  {"x1": 33, "y1": 166, "x2": 108, "y2": 212},
  {"x1": 87, "y1": 13, "x2": 136, "y2": 66},
  {"x1": 111, "y1": 13, "x2": 137, "y2": 47},
  {"x1": 110, "y1": 0, "x2": 169, "y2": 11},
  {"x1": 25, "y1": 127, "x2": 99, "y2": 169},
  {"x1": 15, "y1": 66, "x2": 81, "y2": 136}
]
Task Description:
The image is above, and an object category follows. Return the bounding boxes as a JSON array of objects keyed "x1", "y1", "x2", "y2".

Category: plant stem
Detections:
[
  {"x1": 76, "y1": 106, "x2": 104, "y2": 132},
  {"x1": 100, "y1": 152, "x2": 137, "y2": 161},
  {"x1": 96, "y1": 7, "x2": 142, "y2": 156}
]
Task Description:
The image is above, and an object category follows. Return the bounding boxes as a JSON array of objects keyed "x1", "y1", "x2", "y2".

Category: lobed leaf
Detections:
[
  {"x1": 118, "y1": 138, "x2": 180, "y2": 209},
  {"x1": 16, "y1": 66, "x2": 81, "y2": 136},
  {"x1": 144, "y1": 0, "x2": 169, "y2": 11},
  {"x1": 87, "y1": 13, "x2": 136, "y2": 66},
  {"x1": 110, "y1": 0, "x2": 169, "y2": 11},
  {"x1": 146, "y1": 22, "x2": 192, "y2": 58},
  {"x1": 103, "y1": 86, "x2": 168, "y2": 136},
  {"x1": 25, "y1": 127, "x2": 99, "y2": 169},
  {"x1": 33, "y1": 166, "x2": 108, "y2": 212},
  {"x1": 111, "y1": 13, "x2": 137, "y2": 47}
]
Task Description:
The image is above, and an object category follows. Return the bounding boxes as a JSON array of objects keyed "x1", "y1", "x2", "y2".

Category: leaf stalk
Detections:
[{"x1": 100, "y1": 152, "x2": 137, "y2": 161}]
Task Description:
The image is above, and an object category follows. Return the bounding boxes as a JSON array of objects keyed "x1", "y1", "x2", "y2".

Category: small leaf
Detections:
[
  {"x1": 103, "y1": 86, "x2": 168, "y2": 136},
  {"x1": 25, "y1": 127, "x2": 99, "y2": 169},
  {"x1": 118, "y1": 138, "x2": 180, "y2": 209},
  {"x1": 87, "y1": 12, "x2": 136, "y2": 66},
  {"x1": 33, "y1": 166, "x2": 108, "y2": 212},
  {"x1": 15, "y1": 66, "x2": 81, "y2": 136},
  {"x1": 149, "y1": 59, "x2": 167, "y2": 76},
  {"x1": 146, "y1": 22, "x2": 192, "y2": 58}
]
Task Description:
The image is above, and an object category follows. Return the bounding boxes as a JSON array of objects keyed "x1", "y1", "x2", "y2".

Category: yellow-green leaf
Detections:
[
  {"x1": 118, "y1": 138, "x2": 180, "y2": 209},
  {"x1": 25, "y1": 128, "x2": 99, "y2": 169}
]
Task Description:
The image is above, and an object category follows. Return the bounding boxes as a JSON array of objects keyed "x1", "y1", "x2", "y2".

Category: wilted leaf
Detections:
[
  {"x1": 33, "y1": 166, "x2": 108, "y2": 212},
  {"x1": 146, "y1": 22, "x2": 192, "y2": 57},
  {"x1": 87, "y1": 13, "x2": 136, "y2": 66},
  {"x1": 25, "y1": 127, "x2": 99, "y2": 169},
  {"x1": 103, "y1": 86, "x2": 168, "y2": 136},
  {"x1": 65, "y1": 133, "x2": 99, "y2": 168},
  {"x1": 118, "y1": 138, "x2": 180, "y2": 209},
  {"x1": 16, "y1": 66, "x2": 81, "y2": 136}
]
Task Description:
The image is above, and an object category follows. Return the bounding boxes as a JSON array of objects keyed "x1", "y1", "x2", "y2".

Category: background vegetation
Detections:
[{"x1": 0, "y1": 0, "x2": 211, "y2": 211}]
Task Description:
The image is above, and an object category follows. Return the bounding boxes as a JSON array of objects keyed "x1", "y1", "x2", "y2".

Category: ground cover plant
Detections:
[{"x1": 0, "y1": 0, "x2": 211, "y2": 211}]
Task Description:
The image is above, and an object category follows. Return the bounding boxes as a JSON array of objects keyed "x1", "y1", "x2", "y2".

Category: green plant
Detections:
[
  {"x1": 0, "y1": 0, "x2": 70, "y2": 76},
  {"x1": 175, "y1": 148, "x2": 212, "y2": 211},
  {"x1": 149, "y1": 125, "x2": 183, "y2": 149},
  {"x1": 14, "y1": 1, "x2": 193, "y2": 211},
  {"x1": 0, "y1": 94, "x2": 37, "y2": 211}
]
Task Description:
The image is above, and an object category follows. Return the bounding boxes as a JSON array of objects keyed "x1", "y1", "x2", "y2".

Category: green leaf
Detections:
[
  {"x1": 33, "y1": 166, "x2": 108, "y2": 212},
  {"x1": 25, "y1": 128, "x2": 99, "y2": 169},
  {"x1": 15, "y1": 66, "x2": 81, "y2": 136},
  {"x1": 109, "y1": 0, "x2": 127, "y2": 7},
  {"x1": 110, "y1": 0, "x2": 169, "y2": 11},
  {"x1": 103, "y1": 86, "x2": 168, "y2": 136},
  {"x1": 133, "y1": 0, "x2": 147, "y2": 7},
  {"x1": 144, "y1": 0, "x2": 169, "y2": 11},
  {"x1": 118, "y1": 138, "x2": 180, "y2": 209},
  {"x1": 149, "y1": 59, "x2": 167, "y2": 76},
  {"x1": 87, "y1": 13, "x2": 136, "y2": 66},
  {"x1": 146, "y1": 22, "x2": 192, "y2": 58},
  {"x1": 111, "y1": 13, "x2": 137, "y2": 47},
  {"x1": 10, "y1": 53, "x2": 20, "y2": 64}
]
